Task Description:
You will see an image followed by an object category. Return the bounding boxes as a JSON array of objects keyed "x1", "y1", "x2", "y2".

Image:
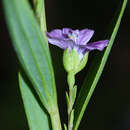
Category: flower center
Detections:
[{"x1": 68, "y1": 30, "x2": 79, "y2": 43}]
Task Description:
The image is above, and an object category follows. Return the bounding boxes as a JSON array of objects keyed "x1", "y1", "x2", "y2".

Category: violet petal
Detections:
[
  {"x1": 47, "y1": 36, "x2": 74, "y2": 50},
  {"x1": 62, "y1": 28, "x2": 73, "y2": 35},
  {"x1": 78, "y1": 29, "x2": 94, "y2": 45},
  {"x1": 46, "y1": 29, "x2": 64, "y2": 39},
  {"x1": 85, "y1": 40, "x2": 109, "y2": 51}
]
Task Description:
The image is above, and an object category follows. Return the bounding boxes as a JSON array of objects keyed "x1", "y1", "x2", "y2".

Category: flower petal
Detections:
[
  {"x1": 62, "y1": 28, "x2": 73, "y2": 35},
  {"x1": 78, "y1": 29, "x2": 94, "y2": 45},
  {"x1": 85, "y1": 40, "x2": 109, "y2": 51},
  {"x1": 47, "y1": 36, "x2": 74, "y2": 50},
  {"x1": 46, "y1": 29, "x2": 63, "y2": 39}
]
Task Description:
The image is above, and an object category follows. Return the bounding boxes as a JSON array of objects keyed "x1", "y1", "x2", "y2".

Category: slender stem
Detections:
[
  {"x1": 68, "y1": 89, "x2": 73, "y2": 130},
  {"x1": 67, "y1": 73, "x2": 75, "y2": 130},
  {"x1": 49, "y1": 106, "x2": 62, "y2": 130},
  {"x1": 68, "y1": 120, "x2": 72, "y2": 130},
  {"x1": 33, "y1": 0, "x2": 48, "y2": 45},
  {"x1": 69, "y1": 88, "x2": 73, "y2": 112},
  {"x1": 33, "y1": 0, "x2": 36, "y2": 6}
]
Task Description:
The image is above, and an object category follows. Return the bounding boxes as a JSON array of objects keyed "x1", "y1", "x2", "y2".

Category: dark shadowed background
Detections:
[{"x1": 0, "y1": 0, "x2": 130, "y2": 130}]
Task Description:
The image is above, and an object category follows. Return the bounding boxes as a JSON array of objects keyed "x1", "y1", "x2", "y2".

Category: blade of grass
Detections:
[{"x1": 74, "y1": 0, "x2": 128, "y2": 129}]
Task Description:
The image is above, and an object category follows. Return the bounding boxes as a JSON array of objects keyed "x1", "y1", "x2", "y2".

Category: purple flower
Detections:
[{"x1": 46, "y1": 28, "x2": 109, "y2": 59}]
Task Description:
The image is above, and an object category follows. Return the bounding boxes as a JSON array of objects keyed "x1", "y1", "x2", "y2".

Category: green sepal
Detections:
[
  {"x1": 75, "y1": 52, "x2": 89, "y2": 74},
  {"x1": 63, "y1": 48, "x2": 80, "y2": 73},
  {"x1": 63, "y1": 48, "x2": 89, "y2": 75}
]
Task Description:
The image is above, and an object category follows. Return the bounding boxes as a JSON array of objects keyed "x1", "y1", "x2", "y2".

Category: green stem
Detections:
[
  {"x1": 68, "y1": 90, "x2": 73, "y2": 130},
  {"x1": 33, "y1": 0, "x2": 36, "y2": 6},
  {"x1": 69, "y1": 88, "x2": 73, "y2": 113},
  {"x1": 67, "y1": 73, "x2": 75, "y2": 130},
  {"x1": 49, "y1": 105, "x2": 62, "y2": 130},
  {"x1": 67, "y1": 72, "x2": 75, "y2": 90},
  {"x1": 33, "y1": 0, "x2": 48, "y2": 44}
]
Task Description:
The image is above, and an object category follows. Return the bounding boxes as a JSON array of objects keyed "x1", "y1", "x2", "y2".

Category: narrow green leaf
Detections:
[
  {"x1": 3, "y1": 0, "x2": 57, "y2": 111},
  {"x1": 72, "y1": 85, "x2": 77, "y2": 105},
  {"x1": 66, "y1": 91, "x2": 71, "y2": 113},
  {"x1": 19, "y1": 72, "x2": 50, "y2": 130},
  {"x1": 74, "y1": 0, "x2": 128, "y2": 129},
  {"x1": 64, "y1": 124, "x2": 67, "y2": 130},
  {"x1": 70, "y1": 110, "x2": 74, "y2": 128}
]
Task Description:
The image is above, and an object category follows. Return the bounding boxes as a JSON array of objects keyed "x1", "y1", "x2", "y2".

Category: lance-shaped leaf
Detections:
[
  {"x1": 3, "y1": 0, "x2": 57, "y2": 111},
  {"x1": 19, "y1": 73, "x2": 50, "y2": 130},
  {"x1": 73, "y1": 0, "x2": 128, "y2": 129}
]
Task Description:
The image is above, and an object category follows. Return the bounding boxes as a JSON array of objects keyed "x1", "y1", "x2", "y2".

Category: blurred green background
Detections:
[{"x1": 0, "y1": 0, "x2": 130, "y2": 130}]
